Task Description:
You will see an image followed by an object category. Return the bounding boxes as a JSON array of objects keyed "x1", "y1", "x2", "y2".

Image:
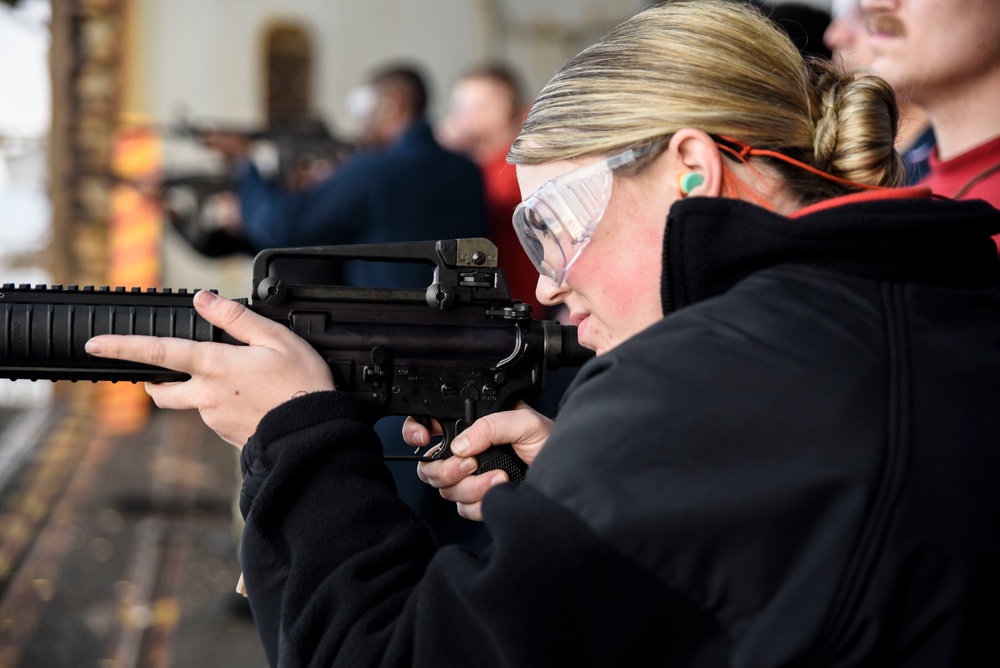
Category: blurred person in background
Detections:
[
  {"x1": 860, "y1": 0, "x2": 1000, "y2": 251},
  {"x1": 203, "y1": 62, "x2": 488, "y2": 287},
  {"x1": 436, "y1": 63, "x2": 547, "y2": 317},
  {"x1": 203, "y1": 62, "x2": 491, "y2": 551},
  {"x1": 437, "y1": 63, "x2": 577, "y2": 421},
  {"x1": 825, "y1": 0, "x2": 935, "y2": 184},
  {"x1": 163, "y1": 115, "x2": 353, "y2": 259}
]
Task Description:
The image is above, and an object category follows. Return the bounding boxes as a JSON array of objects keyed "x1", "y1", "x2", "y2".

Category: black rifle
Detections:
[
  {"x1": 0, "y1": 238, "x2": 592, "y2": 483},
  {"x1": 167, "y1": 113, "x2": 357, "y2": 183}
]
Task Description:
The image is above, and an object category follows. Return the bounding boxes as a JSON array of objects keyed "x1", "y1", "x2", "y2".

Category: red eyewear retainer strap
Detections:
[{"x1": 714, "y1": 135, "x2": 890, "y2": 192}]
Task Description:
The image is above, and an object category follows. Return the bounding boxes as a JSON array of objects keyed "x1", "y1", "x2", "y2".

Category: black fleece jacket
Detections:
[{"x1": 239, "y1": 190, "x2": 1000, "y2": 667}]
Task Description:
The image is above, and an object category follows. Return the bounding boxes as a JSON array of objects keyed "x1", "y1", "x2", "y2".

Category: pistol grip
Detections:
[
  {"x1": 431, "y1": 420, "x2": 527, "y2": 484},
  {"x1": 474, "y1": 444, "x2": 527, "y2": 484}
]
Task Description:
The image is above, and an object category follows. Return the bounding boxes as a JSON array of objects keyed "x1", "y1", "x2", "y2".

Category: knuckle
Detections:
[
  {"x1": 215, "y1": 297, "x2": 247, "y2": 327},
  {"x1": 190, "y1": 343, "x2": 214, "y2": 375},
  {"x1": 145, "y1": 340, "x2": 171, "y2": 368},
  {"x1": 457, "y1": 503, "x2": 482, "y2": 522},
  {"x1": 467, "y1": 419, "x2": 494, "y2": 446}
]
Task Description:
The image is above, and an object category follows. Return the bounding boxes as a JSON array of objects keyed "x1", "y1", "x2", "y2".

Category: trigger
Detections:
[
  {"x1": 411, "y1": 416, "x2": 444, "y2": 461},
  {"x1": 430, "y1": 419, "x2": 467, "y2": 461}
]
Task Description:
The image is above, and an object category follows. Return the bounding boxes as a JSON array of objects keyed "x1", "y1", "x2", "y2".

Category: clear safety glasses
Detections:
[{"x1": 512, "y1": 142, "x2": 658, "y2": 287}]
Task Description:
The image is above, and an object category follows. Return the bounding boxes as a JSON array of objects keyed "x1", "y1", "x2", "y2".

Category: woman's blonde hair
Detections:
[{"x1": 508, "y1": 0, "x2": 905, "y2": 203}]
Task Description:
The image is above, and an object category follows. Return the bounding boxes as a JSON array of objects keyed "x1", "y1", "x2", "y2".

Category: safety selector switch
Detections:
[{"x1": 364, "y1": 346, "x2": 388, "y2": 388}]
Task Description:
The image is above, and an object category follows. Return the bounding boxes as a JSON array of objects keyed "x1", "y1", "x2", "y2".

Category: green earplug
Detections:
[{"x1": 679, "y1": 172, "x2": 705, "y2": 195}]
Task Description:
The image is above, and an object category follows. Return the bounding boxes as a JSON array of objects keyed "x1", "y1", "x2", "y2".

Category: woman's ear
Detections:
[{"x1": 667, "y1": 129, "x2": 724, "y2": 198}]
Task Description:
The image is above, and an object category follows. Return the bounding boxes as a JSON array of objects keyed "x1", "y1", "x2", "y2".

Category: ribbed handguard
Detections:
[{"x1": 0, "y1": 284, "x2": 241, "y2": 383}]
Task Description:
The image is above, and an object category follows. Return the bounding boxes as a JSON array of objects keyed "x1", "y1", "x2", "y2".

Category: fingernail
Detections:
[
  {"x1": 195, "y1": 290, "x2": 219, "y2": 306},
  {"x1": 460, "y1": 458, "x2": 477, "y2": 474},
  {"x1": 84, "y1": 340, "x2": 101, "y2": 355},
  {"x1": 451, "y1": 435, "x2": 468, "y2": 456},
  {"x1": 410, "y1": 429, "x2": 427, "y2": 447},
  {"x1": 491, "y1": 472, "x2": 508, "y2": 487}
]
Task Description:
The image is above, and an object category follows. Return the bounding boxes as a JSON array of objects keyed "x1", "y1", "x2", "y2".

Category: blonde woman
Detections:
[{"x1": 89, "y1": 1, "x2": 1000, "y2": 664}]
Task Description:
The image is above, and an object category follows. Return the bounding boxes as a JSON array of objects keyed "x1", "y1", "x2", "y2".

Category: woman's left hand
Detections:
[{"x1": 84, "y1": 290, "x2": 334, "y2": 447}]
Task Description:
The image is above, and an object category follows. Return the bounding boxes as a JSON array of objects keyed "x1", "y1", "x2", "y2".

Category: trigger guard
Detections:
[{"x1": 429, "y1": 418, "x2": 467, "y2": 461}]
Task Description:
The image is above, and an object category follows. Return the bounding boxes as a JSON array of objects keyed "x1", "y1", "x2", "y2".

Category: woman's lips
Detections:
[{"x1": 572, "y1": 313, "x2": 590, "y2": 343}]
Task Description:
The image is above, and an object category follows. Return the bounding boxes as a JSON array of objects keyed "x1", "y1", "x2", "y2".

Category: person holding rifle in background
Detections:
[{"x1": 201, "y1": 62, "x2": 492, "y2": 551}]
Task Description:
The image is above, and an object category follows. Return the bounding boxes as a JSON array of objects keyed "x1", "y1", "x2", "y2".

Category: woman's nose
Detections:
[{"x1": 535, "y1": 275, "x2": 567, "y2": 307}]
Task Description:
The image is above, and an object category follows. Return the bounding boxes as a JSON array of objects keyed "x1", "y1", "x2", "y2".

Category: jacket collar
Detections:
[
  {"x1": 392, "y1": 119, "x2": 435, "y2": 152},
  {"x1": 661, "y1": 187, "x2": 1000, "y2": 314}
]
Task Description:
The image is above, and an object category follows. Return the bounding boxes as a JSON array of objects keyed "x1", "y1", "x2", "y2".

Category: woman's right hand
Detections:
[{"x1": 404, "y1": 402, "x2": 553, "y2": 521}]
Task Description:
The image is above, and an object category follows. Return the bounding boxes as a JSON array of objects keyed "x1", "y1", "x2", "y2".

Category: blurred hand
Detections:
[
  {"x1": 85, "y1": 290, "x2": 334, "y2": 447},
  {"x1": 404, "y1": 403, "x2": 552, "y2": 521},
  {"x1": 200, "y1": 130, "x2": 252, "y2": 161}
]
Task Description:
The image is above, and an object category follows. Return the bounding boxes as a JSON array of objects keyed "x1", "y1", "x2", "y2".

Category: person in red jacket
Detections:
[
  {"x1": 437, "y1": 63, "x2": 550, "y2": 317},
  {"x1": 861, "y1": 0, "x2": 1000, "y2": 249},
  {"x1": 823, "y1": 0, "x2": 935, "y2": 185}
]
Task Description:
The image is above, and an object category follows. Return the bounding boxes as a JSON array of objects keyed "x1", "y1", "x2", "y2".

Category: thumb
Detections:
[
  {"x1": 451, "y1": 403, "x2": 551, "y2": 458},
  {"x1": 192, "y1": 290, "x2": 288, "y2": 347}
]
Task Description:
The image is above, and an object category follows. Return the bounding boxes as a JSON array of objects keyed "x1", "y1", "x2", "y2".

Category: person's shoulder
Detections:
[
  {"x1": 444, "y1": 150, "x2": 485, "y2": 181},
  {"x1": 319, "y1": 150, "x2": 388, "y2": 184},
  {"x1": 419, "y1": 143, "x2": 484, "y2": 185}
]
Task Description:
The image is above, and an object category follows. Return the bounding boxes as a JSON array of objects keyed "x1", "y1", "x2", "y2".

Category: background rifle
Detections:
[
  {"x1": 0, "y1": 238, "x2": 593, "y2": 482},
  {"x1": 140, "y1": 109, "x2": 358, "y2": 259},
  {"x1": 168, "y1": 109, "x2": 357, "y2": 184}
]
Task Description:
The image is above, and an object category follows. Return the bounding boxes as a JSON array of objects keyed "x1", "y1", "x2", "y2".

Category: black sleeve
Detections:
[{"x1": 238, "y1": 391, "x2": 727, "y2": 667}]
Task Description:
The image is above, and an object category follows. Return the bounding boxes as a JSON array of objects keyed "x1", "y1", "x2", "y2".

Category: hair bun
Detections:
[{"x1": 812, "y1": 64, "x2": 906, "y2": 188}]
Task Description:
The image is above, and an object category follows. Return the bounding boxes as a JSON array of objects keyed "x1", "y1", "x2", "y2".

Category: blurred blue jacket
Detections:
[{"x1": 236, "y1": 120, "x2": 487, "y2": 288}]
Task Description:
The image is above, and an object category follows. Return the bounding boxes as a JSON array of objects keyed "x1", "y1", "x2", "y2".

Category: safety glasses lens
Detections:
[
  {"x1": 513, "y1": 200, "x2": 565, "y2": 283},
  {"x1": 512, "y1": 143, "x2": 655, "y2": 286}
]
